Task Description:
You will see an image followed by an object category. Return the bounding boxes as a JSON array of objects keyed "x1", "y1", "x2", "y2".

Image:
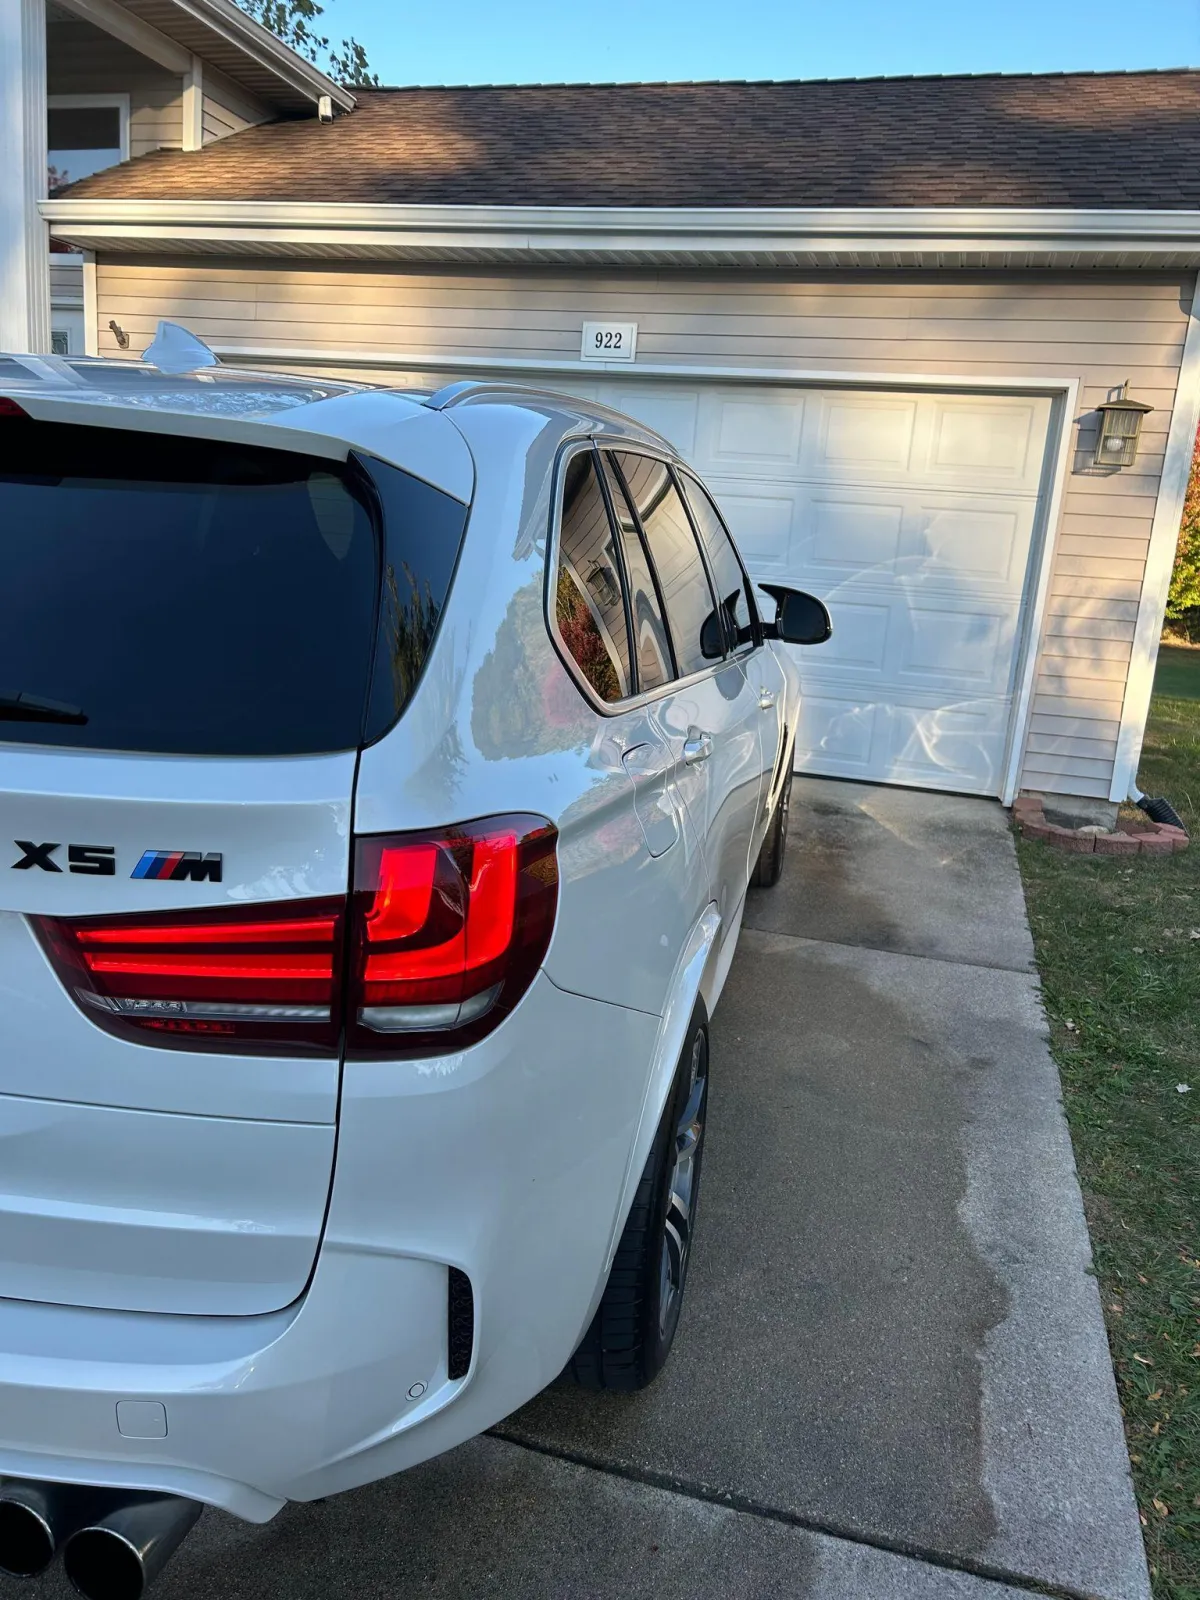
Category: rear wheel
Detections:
[
  {"x1": 750, "y1": 763, "x2": 792, "y2": 889},
  {"x1": 570, "y1": 1007, "x2": 709, "y2": 1391}
]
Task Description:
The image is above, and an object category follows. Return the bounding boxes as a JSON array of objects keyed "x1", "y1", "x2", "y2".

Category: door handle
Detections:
[
  {"x1": 621, "y1": 742, "x2": 670, "y2": 783},
  {"x1": 683, "y1": 729, "x2": 713, "y2": 765},
  {"x1": 758, "y1": 691, "x2": 776, "y2": 711}
]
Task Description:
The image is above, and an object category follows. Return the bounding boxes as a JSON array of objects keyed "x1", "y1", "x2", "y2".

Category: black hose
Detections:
[{"x1": 1138, "y1": 795, "x2": 1186, "y2": 830}]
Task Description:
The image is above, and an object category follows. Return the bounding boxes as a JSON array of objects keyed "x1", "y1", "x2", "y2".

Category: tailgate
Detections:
[{"x1": 0, "y1": 745, "x2": 354, "y2": 1316}]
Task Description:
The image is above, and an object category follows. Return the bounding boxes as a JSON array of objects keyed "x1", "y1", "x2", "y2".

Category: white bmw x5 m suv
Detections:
[{"x1": 0, "y1": 334, "x2": 829, "y2": 1597}]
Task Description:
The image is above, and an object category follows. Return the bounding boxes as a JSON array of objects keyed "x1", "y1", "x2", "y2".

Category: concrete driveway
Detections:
[{"x1": 17, "y1": 779, "x2": 1148, "y2": 1600}]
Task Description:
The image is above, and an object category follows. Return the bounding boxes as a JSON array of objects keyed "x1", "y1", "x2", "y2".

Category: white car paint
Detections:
[{"x1": 0, "y1": 357, "x2": 802, "y2": 1520}]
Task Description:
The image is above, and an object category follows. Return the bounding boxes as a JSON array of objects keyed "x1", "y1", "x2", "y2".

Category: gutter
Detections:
[{"x1": 38, "y1": 201, "x2": 1200, "y2": 267}]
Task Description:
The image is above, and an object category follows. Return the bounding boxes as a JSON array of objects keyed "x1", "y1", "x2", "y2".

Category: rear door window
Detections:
[
  {"x1": 598, "y1": 454, "x2": 674, "y2": 694},
  {"x1": 552, "y1": 451, "x2": 633, "y2": 703},
  {"x1": 679, "y1": 473, "x2": 759, "y2": 651},
  {"x1": 609, "y1": 452, "x2": 721, "y2": 679},
  {"x1": 0, "y1": 420, "x2": 467, "y2": 757}
]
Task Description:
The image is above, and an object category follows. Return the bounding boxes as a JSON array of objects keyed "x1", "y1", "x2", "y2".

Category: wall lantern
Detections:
[
  {"x1": 1094, "y1": 383, "x2": 1153, "y2": 468},
  {"x1": 587, "y1": 560, "x2": 620, "y2": 611}
]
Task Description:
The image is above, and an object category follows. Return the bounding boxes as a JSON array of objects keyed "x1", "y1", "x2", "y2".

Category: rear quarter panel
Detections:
[{"x1": 353, "y1": 400, "x2": 707, "y2": 1020}]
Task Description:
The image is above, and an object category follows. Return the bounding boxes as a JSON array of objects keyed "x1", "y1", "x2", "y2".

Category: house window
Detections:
[
  {"x1": 48, "y1": 96, "x2": 129, "y2": 190},
  {"x1": 50, "y1": 331, "x2": 70, "y2": 356}
]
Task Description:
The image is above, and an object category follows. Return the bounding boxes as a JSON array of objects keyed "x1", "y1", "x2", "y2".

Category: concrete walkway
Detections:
[{"x1": 18, "y1": 780, "x2": 1149, "y2": 1600}]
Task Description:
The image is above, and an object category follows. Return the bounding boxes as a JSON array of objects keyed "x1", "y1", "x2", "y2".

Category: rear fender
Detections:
[{"x1": 594, "y1": 903, "x2": 720, "y2": 1294}]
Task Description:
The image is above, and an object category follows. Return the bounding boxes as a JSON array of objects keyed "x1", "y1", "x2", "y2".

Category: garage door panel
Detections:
[
  {"x1": 794, "y1": 692, "x2": 880, "y2": 772},
  {"x1": 925, "y1": 398, "x2": 1045, "y2": 490},
  {"x1": 815, "y1": 396, "x2": 918, "y2": 473},
  {"x1": 900, "y1": 607, "x2": 1010, "y2": 688},
  {"x1": 802, "y1": 596, "x2": 1016, "y2": 697},
  {"x1": 800, "y1": 602, "x2": 891, "y2": 672},
  {"x1": 806, "y1": 495, "x2": 905, "y2": 572},
  {"x1": 587, "y1": 379, "x2": 1051, "y2": 797},
  {"x1": 794, "y1": 494, "x2": 1034, "y2": 599},
  {"x1": 604, "y1": 386, "x2": 700, "y2": 457},
  {"x1": 914, "y1": 501, "x2": 1032, "y2": 585},
  {"x1": 888, "y1": 699, "x2": 1006, "y2": 792},
  {"x1": 706, "y1": 392, "x2": 806, "y2": 468},
  {"x1": 795, "y1": 688, "x2": 1008, "y2": 793},
  {"x1": 703, "y1": 485, "x2": 796, "y2": 570}
]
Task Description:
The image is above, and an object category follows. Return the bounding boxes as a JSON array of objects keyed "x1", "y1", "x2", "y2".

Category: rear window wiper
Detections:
[{"x1": 0, "y1": 690, "x2": 87, "y2": 725}]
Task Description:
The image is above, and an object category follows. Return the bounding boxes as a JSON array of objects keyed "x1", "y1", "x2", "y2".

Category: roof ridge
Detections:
[{"x1": 353, "y1": 67, "x2": 1200, "y2": 91}]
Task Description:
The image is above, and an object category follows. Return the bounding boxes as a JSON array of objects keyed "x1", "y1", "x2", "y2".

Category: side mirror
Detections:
[
  {"x1": 700, "y1": 588, "x2": 752, "y2": 659},
  {"x1": 700, "y1": 610, "x2": 725, "y2": 660},
  {"x1": 758, "y1": 585, "x2": 833, "y2": 646}
]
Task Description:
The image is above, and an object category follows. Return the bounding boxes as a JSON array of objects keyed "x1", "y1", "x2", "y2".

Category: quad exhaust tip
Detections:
[
  {"x1": 0, "y1": 1482, "x2": 59, "y2": 1577},
  {"x1": 0, "y1": 1480, "x2": 202, "y2": 1598},
  {"x1": 64, "y1": 1494, "x2": 203, "y2": 1600}
]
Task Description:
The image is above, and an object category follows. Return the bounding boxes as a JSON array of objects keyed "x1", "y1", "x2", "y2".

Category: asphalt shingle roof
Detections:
[{"x1": 57, "y1": 71, "x2": 1200, "y2": 209}]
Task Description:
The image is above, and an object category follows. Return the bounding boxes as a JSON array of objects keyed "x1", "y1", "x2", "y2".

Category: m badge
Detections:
[{"x1": 131, "y1": 850, "x2": 223, "y2": 883}]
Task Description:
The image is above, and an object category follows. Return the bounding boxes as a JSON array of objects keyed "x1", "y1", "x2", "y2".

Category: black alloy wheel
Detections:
[{"x1": 570, "y1": 1006, "x2": 710, "y2": 1391}]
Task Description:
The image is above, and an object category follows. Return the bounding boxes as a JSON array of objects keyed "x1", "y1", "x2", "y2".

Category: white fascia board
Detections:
[
  {"x1": 54, "y1": 0, "x2": 192, "y2": 74},
  {"x1": 37, "y1": 200, "x2": 1200, "y2": 264},
  {"x1": 162, "y1": 0, "x2": 354, "y2": 111}
]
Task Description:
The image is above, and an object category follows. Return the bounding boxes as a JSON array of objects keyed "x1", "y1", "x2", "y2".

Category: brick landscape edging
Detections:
[{"x1": 1011, "y1": 795, "x2": 1189, "y2": 855}]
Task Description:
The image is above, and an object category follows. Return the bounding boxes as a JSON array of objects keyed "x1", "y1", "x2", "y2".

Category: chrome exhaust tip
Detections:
[
  {"x1": 0, "y1": 1480, "x2": 104, "y2": 1579},
  {"x1": 63, "y1": 1494, "x2": 202, "y2": 1600}
]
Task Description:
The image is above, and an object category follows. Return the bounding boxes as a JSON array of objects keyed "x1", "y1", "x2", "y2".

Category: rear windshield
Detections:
[{"x1": 0, "y1": 421, "x2": 467, "y2": 757}]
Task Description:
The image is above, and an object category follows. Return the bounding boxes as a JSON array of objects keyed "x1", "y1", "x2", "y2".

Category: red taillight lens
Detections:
[
  {"x1": 32, "y1": 898, "x2": 345, "y2": 1055},
  {"x1": 0, "y1": 397, "x2": 28, "y2": 419},
  {"x1": 350, "y1": 814, "x2": 558, "y2": 1055},
  {"x1": 32, "y1": 814, "x2": 558, "y2": 1057}
]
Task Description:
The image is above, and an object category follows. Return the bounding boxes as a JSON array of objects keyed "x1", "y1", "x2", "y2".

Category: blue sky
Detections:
[{"x1": 330, "y1": 0, "x2": 1199, "y2": 85}]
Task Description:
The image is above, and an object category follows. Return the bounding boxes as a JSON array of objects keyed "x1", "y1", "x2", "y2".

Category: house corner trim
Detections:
[{"x1": 1109, "y1": 270, "x2": 1200, "y2": 801}]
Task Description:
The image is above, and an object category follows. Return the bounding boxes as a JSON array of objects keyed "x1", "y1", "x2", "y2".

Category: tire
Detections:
[
  {"x1": 570, "y1": 1007, "x2": 710, "y2": 1392},
  {"x1": 749, "y1": 762, "x2": 793, "y2": 889}
]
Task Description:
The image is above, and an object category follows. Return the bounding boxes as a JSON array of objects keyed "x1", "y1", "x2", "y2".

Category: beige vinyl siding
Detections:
[
  {"x1": 48, "y1": 16, "x2": 182, "y2": 157},
  {"x1": 91, "y1": 259, "x2": 1192, "y2": 800},
  {"x1": 201, "y1": 68, "x2": 270, "y2": 144}
]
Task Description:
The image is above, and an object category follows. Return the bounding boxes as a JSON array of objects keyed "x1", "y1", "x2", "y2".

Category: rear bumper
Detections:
[{"x1": 0, "y1": 974, "x2": 661, "y2": 1521}]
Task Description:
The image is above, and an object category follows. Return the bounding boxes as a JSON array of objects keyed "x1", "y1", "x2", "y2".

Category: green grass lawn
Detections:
[
  {"x1": 1017, "y1": 644, "x2": 1200, "y2": 1599},
  {"x1": 1156, "y1": 644, "x2": 1200, "y2": 704}
]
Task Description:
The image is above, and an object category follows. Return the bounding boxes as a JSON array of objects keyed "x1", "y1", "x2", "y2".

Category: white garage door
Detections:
[{"x1": 576, "y1": 381, "x2": 1053, "y2": 797}]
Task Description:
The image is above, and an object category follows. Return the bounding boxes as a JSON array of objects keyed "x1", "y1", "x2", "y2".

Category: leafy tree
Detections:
[
  {"x1": 234, "y1": 0, "x2": 380, "y2": 86},
  {"x1": 1165, "y1": 424, "x2": 1200, "y2": 639}
]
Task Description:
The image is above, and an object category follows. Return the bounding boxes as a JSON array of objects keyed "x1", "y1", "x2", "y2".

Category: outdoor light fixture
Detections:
[
  {"x1": 1094, "y1": 383, "x2": 1153, "y2": 468},
  {"x1": 587, "y1": 559, "x2": 620, "y2": 611}
]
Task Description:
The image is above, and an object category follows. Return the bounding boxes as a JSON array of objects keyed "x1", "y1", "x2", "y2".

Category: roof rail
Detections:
[{"x1": 425, "y1": 379, "x2": 679, "y2": 452}]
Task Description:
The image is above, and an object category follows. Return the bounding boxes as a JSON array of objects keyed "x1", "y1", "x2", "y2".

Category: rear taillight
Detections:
[
  {"x1": 32, "y1": 898, "x2": 346, "y2": 1055},
  {"x1": 31, "y1": 814, "x2": 558, "y2": 1057},
  {"x1": 349, "y1": 815, "x2": 558, "y2": 1055},
  {"x1": 0, "y1": 397, "x2": 28, "y2": 419}
]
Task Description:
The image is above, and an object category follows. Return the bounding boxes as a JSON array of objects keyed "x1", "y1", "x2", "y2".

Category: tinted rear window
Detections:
[{"x1": 0, "y1": 421, "x2": 466, "y2": 757}]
